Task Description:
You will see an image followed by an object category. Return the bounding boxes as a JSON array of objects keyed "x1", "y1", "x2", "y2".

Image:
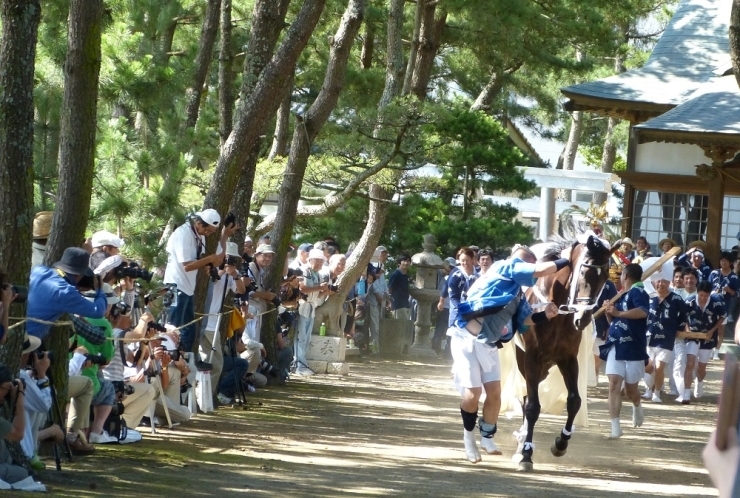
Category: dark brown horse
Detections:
[{"x1": 514, "y1": 234, "x2": 620, "y2": 472}]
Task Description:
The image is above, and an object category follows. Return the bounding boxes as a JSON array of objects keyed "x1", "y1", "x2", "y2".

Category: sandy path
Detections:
[{"x1": 40, "y1": 355, "x2": 720, "y2": 497}]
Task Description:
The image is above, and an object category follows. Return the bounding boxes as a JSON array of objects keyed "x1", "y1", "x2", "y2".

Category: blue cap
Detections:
[{"x1": 298, "y1": 243, "x2": 313, "y2": 252}]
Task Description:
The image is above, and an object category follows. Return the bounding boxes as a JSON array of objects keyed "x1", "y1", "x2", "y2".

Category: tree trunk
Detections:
[
  {"x1": 183, "y1": 0, "x2": 220, "y2": 130},
  {"x1": 261, "y1": 0, "x2": 366, "y2": 351},
  {"x1": 0, "y1": 0, "x2": 41, "y2": 372},
  {"x1": 44, "y1": 0, "x2": 103, "y2": 399},
  {"x1": 378, "y1": 0, "x2": 405, "y2": 109},
  {"x1": 267, "y1": 71, "x2": 294, "y2": 161},
  {"x1": 401, "y1": 0, "x2": 425, "y2": 96},
  {"x1": 360, "y1": 18, "x2": 375, "y2": 69},
  {"x1": 218, "y1": 0, "x2": 234, "y2": 146},
  {"x1": 593, "y1": 116, "x2": 617, "y2": 205},
  {"x1": 410, "y1": 4, "x2": 446, "y2": 100},
  {"x1": 731, "y1": 0, "x2": 740, "y2": 90},
  {"x1": 470, "y1": 71, "x2": 503, "y2": 112},
  {"x1": 557, "y1": 111, "x2": 582, "y2": 202}
]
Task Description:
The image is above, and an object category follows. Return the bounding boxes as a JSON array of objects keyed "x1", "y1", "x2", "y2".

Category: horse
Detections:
[{"x1": 514, "y1": 233, "x2": 621, "y2": 472}]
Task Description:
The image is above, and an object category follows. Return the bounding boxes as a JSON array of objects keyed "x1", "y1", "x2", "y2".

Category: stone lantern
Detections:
[{"x1": 409, "y1": 234, "x2": 448, "y2": 356}]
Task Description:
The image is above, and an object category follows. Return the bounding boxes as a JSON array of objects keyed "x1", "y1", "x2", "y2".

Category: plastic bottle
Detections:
[{"x1": 319, "y1": 322, "x2": 326, "y2": 336}]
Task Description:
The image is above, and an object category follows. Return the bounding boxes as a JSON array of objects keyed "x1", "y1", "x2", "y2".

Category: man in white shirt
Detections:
[
  {"x1": 294, "y1": 249, "x2": 330, "y2": 375},
  {"x1": 289, "y1": 243, "x2": 313, "y2": 271},
  {"x1": 200, "y1": 242, "x2": 246, "y2": 394},
  {"x1": 163, "y1": 209, "x2": 228, "y2": 359}
]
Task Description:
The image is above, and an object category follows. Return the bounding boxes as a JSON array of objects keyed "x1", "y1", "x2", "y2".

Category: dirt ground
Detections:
[{"x1": 34, "y1": 354, "x2": 721, "y2": 497}]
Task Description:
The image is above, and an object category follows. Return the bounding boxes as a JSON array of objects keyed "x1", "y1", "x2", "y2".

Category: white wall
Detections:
[{"x1": 634, "y1": 142, "x2": 707, "y2": 175}]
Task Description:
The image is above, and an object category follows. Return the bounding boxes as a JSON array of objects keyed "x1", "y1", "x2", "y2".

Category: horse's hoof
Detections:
[
  {"x1": 517, "y1": 461, "x2": 534, "y2": 472},
  {"x1": 551, "y1": 442, "x2": 567, "y2": 457}
]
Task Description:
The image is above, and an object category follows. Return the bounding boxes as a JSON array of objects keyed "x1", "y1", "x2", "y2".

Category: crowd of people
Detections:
[{"x1": 2, "y1": 207, "x2": 738, "y2": 491}]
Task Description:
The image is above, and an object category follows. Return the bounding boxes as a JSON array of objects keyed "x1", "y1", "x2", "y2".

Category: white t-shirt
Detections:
[
  {"x1": 203, "y1": 274, "x2": 238, "y2": 331},
  {"x1": 163, "y1": 222, "x2": 204, "y2": 296}
]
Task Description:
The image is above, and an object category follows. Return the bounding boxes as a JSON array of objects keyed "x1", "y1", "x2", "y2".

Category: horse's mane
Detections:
[{"x1": 540, "y1": 234, "x2": 576, "y2": 262}]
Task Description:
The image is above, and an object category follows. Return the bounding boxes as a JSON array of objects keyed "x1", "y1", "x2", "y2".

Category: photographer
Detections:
[
  {"x1": 163, "y1": 209, "x2": 232, "y2": 357},
  {"x1": 26, "y1": 247, "x2": 107, "y2": 340},
  {"x1": 100, "y1": 307, "x2": 155, "y2": 442},
  {"x1": 16, "y1": 334, "x2": 57, "y2": 470},
  {"x1": 0, "y1": 365, "x2": 39, "y2": 488},
  {"x1": 245, "y1": 244, "x2": 278, "y2": 338},
  {"x1": 294, "y1": 249, "x2": 331, "y2": 376},
  {"x1": 200, "y1": 242, "x2": 247, "y2": 397}
]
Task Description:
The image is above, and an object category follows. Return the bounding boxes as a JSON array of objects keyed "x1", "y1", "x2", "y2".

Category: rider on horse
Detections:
[{"x1": 447, "y1": 244, "x2": 563, "y2": 463}]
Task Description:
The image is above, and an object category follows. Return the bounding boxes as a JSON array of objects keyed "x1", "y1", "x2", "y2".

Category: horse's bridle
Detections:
[{"x1": 560, "y1": 253, "x2": 610, "y2": 313}]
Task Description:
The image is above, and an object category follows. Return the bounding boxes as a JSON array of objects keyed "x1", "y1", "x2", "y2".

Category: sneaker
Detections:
[
  {"x1": 89, "y1": 430, "x2": 118, "y2": 444},
  {"x1": 29, "y1": 454, "x2": 46, "y2": 471},
  {"x1": 651, "y1": 392, "x2": 662, "y2": 403},
  {"x1": 632, "y1": 404, "x2": 644, "y2": 428},
  {"x1": 463, "y1": 429, "x2": 481, "y2": 463},
  {"x1": 246, "y1": 384, "x2": 256, "y2": 393},
  {"x1": 694, "y1": 381, "x2": 703, "y2": 399},
  {"x1": 642, "y1": 388, "x2": 652, "y2": 400},
  {"x1": 712, "y1": 349, "x2": 720, "y2": 361},
  {"x1": 480, "y1": 436, "x2": 502, "y2": 455},
  {"x1": 217, "y1": 393, "x2": 234, "y2": 405},
  {"x1": 67, "y1": 434, "x2": 96, "y2": 455},
  {"x1": 608, "y1": 419, "x2": 623, "y2": 439},
  {"x1": 119, "y1": 429, "x2": 143, "y2": 444},
  {"x1": 195, "y1": 359, "x2": 214, "y2": 372}
]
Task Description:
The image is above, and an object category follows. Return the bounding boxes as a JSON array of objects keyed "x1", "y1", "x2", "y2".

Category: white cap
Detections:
[
  {"x1": 255, "y1": 244, "x2": 275, "y2": 255},
  {"x1": 226, "y1": 241, "x2": 240, "y2": 258},
  {"x1": 91, "y1": 230, "x2": 124, "y2": 249},
  {"x1": 244, "y1": 235, "x2": 253, "y2": 243},
  {"x1": 93, "y1": 255, "x2": 122, "y2": 276},
  {"x1": 85, "y1": 283, "x2": 120, "y2": 305},
  {"x1": 375, "y1": 245, "x2": 388, "y2": 253},
  {"x1": 196, "y1": 208, "x2": 221, "y2": 227},
  {"x1": 308, "y1": 248, "x2": 326, "y2": 261}
]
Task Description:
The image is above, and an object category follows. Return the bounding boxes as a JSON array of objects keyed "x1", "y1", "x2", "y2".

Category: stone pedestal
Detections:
[
  {"x1": 379, "y1": 318, "x2": 414, "y2": 355},
  {"x1": 306, "y1": 336, "x2": 349, "y2": 375}
]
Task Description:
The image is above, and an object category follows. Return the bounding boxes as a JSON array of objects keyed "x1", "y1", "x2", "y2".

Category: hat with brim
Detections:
[
  {"x1": 620, "y1": 237, "x2": 634, "y2": 248},
  {"x1": 33, "y1": 211, "x2": 53, "y2": 240},
  {"x1": 308, "y1": 248, "x2": 326, "y2": 261},
  {"x1": 255, "y1": 244, "x2": 275, "y2": 255},
  {"x1": 196, "y1": 208, "x2": 221, "y2": 227},
  {"x1": 84, "y1": 283, "x2": 120, "y2": 305},
  {"x1": 689, "y1": 240, "x2": 708, "y2": 252},
  {"x1": 659, "y1": 238, "x2": 678, "y2": 250},
  {"x1": 22, "y1": 334, "x2": 42, "y2": 355},
  {"x1": 91, "y1": 230, "x2": 125, "y2": 249},
  {"x1": 54, "y1": 247, "x2": 94, "y2": 277},
  {"x1": 445, "y1": 257, "x2": 458, "y2": 267}
]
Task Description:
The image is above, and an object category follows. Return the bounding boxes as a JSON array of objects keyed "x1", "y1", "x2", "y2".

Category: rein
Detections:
[{"x1": 560, "y1": 244, "x2": 609, "y2": 315}]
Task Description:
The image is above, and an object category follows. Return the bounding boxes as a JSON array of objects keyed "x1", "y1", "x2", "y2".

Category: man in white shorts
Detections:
[
  {"x1": 603, "y1": 263, "x2": 649, "y2": 439},
  {"x1": 642, "y1": 277, "x2": 687, "y2": 402},
  {"x1": 593, "y1": 280, "x2": 617, "y2": 382},
  {"x1": 682, "y1": 280, "x2": 726, "y2": 403},
  {"x1": 448, "y1": 245, "x2": 562, "y2": 463}
]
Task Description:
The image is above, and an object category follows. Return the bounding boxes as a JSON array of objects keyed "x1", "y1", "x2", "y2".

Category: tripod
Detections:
[{"x1": 46, "y1": 370, "x2": 73, "y2": 469}]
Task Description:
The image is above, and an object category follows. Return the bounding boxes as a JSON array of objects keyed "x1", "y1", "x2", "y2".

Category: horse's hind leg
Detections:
[
  {"x1": 552, "y1": 355, "x2": 581, "y2": 457},
  {"x1": 518, "y1": 377, "x2": 541, "y2": 472}
]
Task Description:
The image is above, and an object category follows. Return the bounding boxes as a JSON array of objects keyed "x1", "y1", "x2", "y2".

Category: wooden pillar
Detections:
[
  {"x1": 621, "y1": 183, "x2": 634, "y2": 239},
  {"x1": 705, "y1": 173, "x2": 724, "y2": 265},
  {"x1": 700, "y1": 146, "x2": 738, "y2": 264}
]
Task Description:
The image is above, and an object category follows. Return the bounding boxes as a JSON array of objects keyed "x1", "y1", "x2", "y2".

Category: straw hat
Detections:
[
  {"x1": 658, "y1": 238, "x2": 678, "y2": 249},
  {"x1": 620, "y1": 237, "x2": 634, "y2": 248},
  {"x1": 689, "y1": 240, "x2": 707, "y2": 252},
  {"x1": 33, "y1": 211, "x2": 53, "y2": 240}
]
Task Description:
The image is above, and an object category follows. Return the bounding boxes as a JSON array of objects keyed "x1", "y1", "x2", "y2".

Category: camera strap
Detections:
[{"x1": 189, "y1": 221, "x2": 204, "y2": 259}]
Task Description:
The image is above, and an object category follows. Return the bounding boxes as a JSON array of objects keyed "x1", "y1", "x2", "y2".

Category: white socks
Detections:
[
  {"x1": 632, "y1": 404, "x2": 644, "y2": 428},
  {"x1": 609, "y1": 418, "x2": 623, "y2": 439},
  {"x1": 463, "y1": 429, "x2": 481, "y2": 463}
]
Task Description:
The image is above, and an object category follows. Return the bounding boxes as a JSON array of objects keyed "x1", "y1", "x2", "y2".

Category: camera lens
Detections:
[{"x1": 10, "y1": 285, "x2": 28, "y2": 304}]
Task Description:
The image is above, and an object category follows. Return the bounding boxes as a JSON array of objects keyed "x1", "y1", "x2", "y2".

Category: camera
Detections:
[
  {"x1": 328, "y1": 284, "x2": 339, "y2": 293},
  {"x1": 114, "y1": 262, "x2": 154, "y2": 283},
  {"x1": 12, "y1": 378, "x2": 26, "y2": 389},
  {"x1": 111, "y1": 301, "x2": 131, "y2": 319},
  {"x1": 167, "y1": 349, "x2": 181, "y2": 362},
  {"x1": 224, "y1": 212, "x2": 236, "y2": 228},
  {"x1": 85, "y1": 353, "x2": 107, "y2": 366},
  {"x1": 258, "y1": 359, "x2": 279, "y2": 378},
  {"x1": 34, "y1": 350, "x2": 53, "y2": 362},
  {"x1": 226, "y1": 255, "x2": 240, "y2": 267},
  {"x1": 3, "y1": 284, "x2": 28, "y2": 304},
  {"x1": 208, "y1": 265, "x2": 220, "y2": 282},
  {"x1": 112, "y1": 381, "x2": 135, "y2": 397}
]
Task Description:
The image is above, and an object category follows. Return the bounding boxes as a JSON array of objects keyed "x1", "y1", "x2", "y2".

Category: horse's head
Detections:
[{"x1": 567, "y1": 235, "x2": 621, "y2": 330}]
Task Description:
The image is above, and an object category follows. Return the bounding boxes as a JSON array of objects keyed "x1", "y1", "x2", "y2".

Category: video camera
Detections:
[
  {"x1": 3, "y1": 283, "x2": 28, "y2": 304},
  {"x1": 110, "y1": 301, "x2": 131, "y2": 319},
  {"x1": 115, "y1": 261, "x2": 154, "y2": 283}
]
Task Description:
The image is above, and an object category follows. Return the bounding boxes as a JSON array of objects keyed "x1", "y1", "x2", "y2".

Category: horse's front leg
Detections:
[
  {"x1": 552, "y1": 355, "x2": 581, "y2": 457},
  {"x1": 518, "y1": 371, "x2": 541, "y2": 472}
]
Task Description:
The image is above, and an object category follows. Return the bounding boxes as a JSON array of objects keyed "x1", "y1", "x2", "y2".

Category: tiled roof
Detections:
[
  {"x1": 561, "y1": 0, "x2": 731, "y2": 107},
  {"x1": 635, "y1": 89, "x2": 740, "y2": 136}
]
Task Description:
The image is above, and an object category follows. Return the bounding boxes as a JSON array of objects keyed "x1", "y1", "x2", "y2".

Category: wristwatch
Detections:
[{"x1": 36, "y1": 378, "x2": 50, "y2": 389}]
